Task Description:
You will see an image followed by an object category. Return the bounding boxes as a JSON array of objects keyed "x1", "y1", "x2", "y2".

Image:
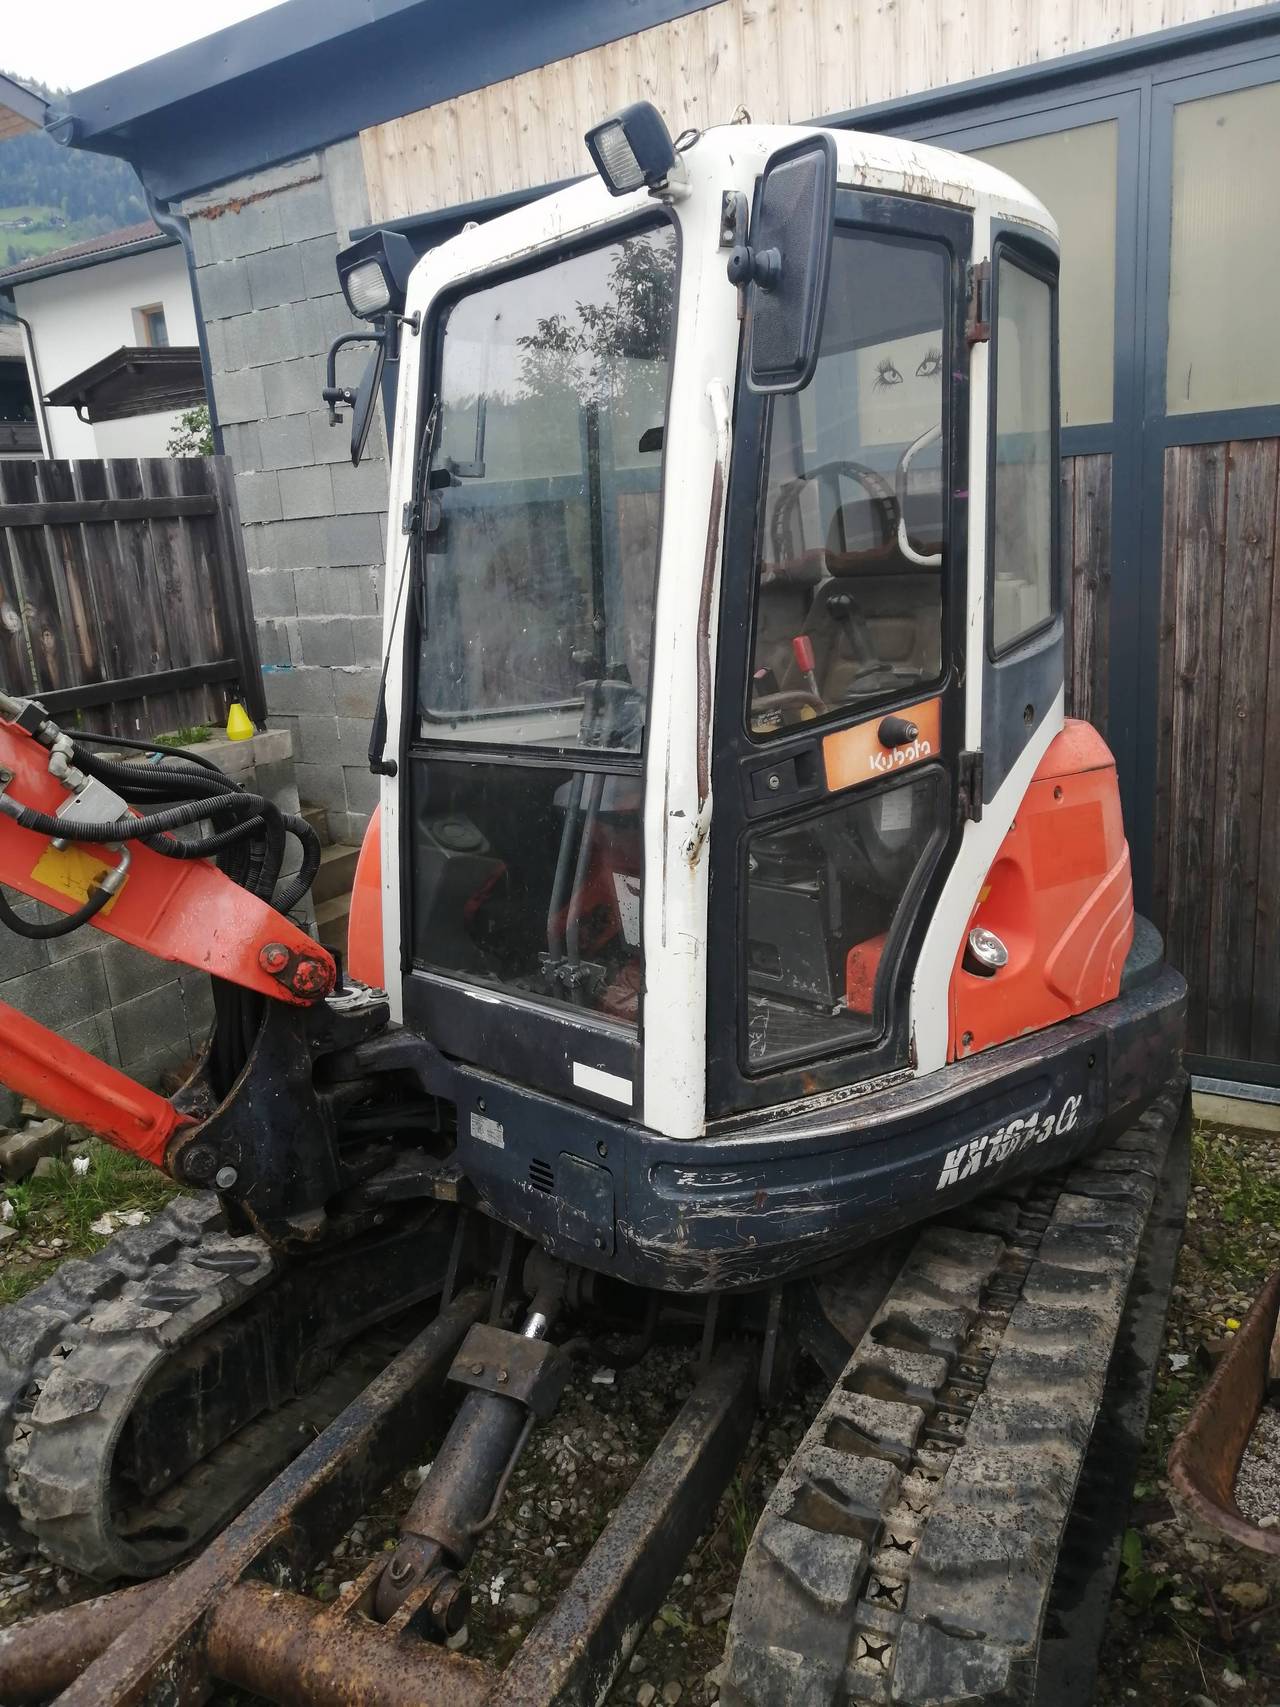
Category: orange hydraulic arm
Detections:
[{"x1": 0, "y1": 709, "x2": 337, "y2": 1166}]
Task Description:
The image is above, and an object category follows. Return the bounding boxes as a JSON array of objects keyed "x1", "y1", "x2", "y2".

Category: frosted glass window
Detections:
[
  {"x1": 973, "y1": 122, "x2": 1117, "y2": 427},
  {"x1": 1167, "y1": 81, "x2": 1280, "y2": 415}
]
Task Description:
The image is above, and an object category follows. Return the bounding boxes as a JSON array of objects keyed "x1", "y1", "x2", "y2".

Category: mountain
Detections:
[{"x1": 0, "y1": 73, "x2": 146, "y2": 270}]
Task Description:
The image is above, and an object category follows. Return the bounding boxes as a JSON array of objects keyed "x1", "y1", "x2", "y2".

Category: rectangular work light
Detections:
[
  {"x1": 585, "y1": 102, "x2": 677, "y2": 196},
  {"x1": 336, "y1": 229, "x2": 418, "y2": 322}
]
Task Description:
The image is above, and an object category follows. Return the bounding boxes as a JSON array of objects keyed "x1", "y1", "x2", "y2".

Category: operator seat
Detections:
[{"x1": 801, "y1": 499, "x2": 943, "y2": 707}]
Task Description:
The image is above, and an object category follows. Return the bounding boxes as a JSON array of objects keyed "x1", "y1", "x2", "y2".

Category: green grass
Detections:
[
  {"x1": 0, "y1": 1141, "x2": 180, "y2": 1306},
  {"x1": 0, "y1": 206, "x2": 110, "y2": 267},
  {"x1": 154, "y1": 725, "x2": 214, "y2": 750}
]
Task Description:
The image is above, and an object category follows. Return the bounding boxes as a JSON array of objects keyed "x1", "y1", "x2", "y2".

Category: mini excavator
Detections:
[{"x1": 0, "y1": 107, "x2": 1187, "y2": 1707}]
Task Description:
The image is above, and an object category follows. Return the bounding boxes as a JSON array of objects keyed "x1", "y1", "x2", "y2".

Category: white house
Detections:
[{"x1": 0, "y1": 221, "x2": 205, "y2": 459}]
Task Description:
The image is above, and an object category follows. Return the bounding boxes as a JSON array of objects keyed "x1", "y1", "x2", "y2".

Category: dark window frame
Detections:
[
  {"x1": 985, "y1": 235, "x2": 1062, "y2": 664},
  {"x1": 742, "y1": 218, "x2": 954, "y2": 747}
]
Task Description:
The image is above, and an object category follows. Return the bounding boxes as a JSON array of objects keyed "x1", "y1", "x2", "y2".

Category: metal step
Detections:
[
  {"x1": 310, "y1": 842, "x2": 359, "y2": 907},
  {"x1": 299, "y1": 804, "x2": 330, "y2": 848},
  {"x1": 313, "y1": 894, "x2": 350, "y2": 959}
]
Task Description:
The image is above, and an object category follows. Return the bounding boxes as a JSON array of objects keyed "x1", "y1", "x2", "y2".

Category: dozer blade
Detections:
[
  {"x1": 1169, "y1": 1263, "x2": 1280, "y2": 1563},
  {"x1": 722, "y1": 1076, "x2": 1190, "y2": 1707}
]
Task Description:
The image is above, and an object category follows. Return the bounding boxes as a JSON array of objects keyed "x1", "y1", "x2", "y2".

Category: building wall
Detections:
[
  {"x1": 359, "y1": 0, "x2": 1257, "y2": 220},
  {"x1": 12, "y1": 244, "x2": 197, "y2": 459},
  {"x1": 178, "y1": 143, "x2": 389, "y2": 848}
]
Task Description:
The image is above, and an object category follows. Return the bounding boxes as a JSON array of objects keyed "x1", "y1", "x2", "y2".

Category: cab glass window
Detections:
[
  {"x1": 744, "y1": 769, "x2": 943, "y2": 1069},
  {"x1": 990, "y1": 256, "x2": 1055, "y2": 653},
  {"x1": 748, "y1": 228, "x2": 947, "y2": 740},
  {"x1": 419, "y1": 224, "x2": 676, "y2": 754}
]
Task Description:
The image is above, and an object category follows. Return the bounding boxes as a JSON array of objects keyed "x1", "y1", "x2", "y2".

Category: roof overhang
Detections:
[
  {"x1": 44, "y1": 345, "x2": 205, "y2": 423},
  {"x1": 51, "y1": 0, "x2": 718, "y2": 204},
  {"x1": 0, "y1": 73, "x2": 48, "y2": 142}
]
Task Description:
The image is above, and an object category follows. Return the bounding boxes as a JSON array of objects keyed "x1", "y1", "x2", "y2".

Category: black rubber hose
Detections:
[
  {"x1": 73, "y1": 731, "x2": 227, "y2": 775},
  {"x1": 72, "y1": 746, "x2": 238, "y2": 802},
  {"x1": 0, "y1": 880, "x2": 113, "y2": 939},
  {"x1": 275, "y1": 812, "x2": 322, "y2": 914},
  {"x1": 1, "y1": 790, "x2": 271, "y2": 845}
]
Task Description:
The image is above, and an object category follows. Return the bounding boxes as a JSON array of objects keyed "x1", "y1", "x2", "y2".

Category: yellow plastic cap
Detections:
[{"x1": 225, "y1": 702, "x2": 254, "y2": 742}]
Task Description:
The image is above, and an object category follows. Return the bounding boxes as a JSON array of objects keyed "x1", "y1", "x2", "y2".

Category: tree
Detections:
[
  {"x1": 515, "y1": 231, "x2": 676, "y2": 407},
  {"x1": 167, "y1": 405, "x2": 213, "y2": 457}
]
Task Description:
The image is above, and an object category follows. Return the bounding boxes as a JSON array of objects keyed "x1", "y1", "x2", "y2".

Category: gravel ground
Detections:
[
  {"x1": 1093, "y1": 1120, "x2": 1280, "y2": 1707},
  {"x1": 0, "y1": 1117, "x2": 1276, "y2": 1706}
]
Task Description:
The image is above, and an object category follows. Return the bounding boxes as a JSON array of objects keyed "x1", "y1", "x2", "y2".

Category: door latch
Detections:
[{"x1": 958, "y1": 750, "x2": 984, "y2": 822}]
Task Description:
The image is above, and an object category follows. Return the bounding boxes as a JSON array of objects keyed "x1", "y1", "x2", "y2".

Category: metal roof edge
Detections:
[
  {"x1": 55, "y1": 0, "x2": 720, "y2": 205},
  {"x1": 0, "y1": 232, "x2": 178, "y2": 290}
]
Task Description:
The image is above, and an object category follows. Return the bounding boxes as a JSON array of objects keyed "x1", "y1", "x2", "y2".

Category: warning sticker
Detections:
[
  {"x1": 30, "y1": 844, "x2": 123, "y2": 915},
  {"x1": 470, "y1": 1111, "x2": 505, "y2": 1148}
]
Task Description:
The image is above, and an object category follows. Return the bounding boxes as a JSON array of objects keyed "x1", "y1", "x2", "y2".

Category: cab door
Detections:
[{"x1": 707, "y1": 191, "x2": 974, "y2": 1119}]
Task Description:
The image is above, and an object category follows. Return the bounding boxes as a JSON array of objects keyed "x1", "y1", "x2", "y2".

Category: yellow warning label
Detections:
[{"x1": 30, "y1": 844, "x2": 123, "y2": 915}]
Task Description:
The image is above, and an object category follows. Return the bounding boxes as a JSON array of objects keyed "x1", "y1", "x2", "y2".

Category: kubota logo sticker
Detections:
[{"x1": 934, "y1": 1093, "x2": 1082, "y2": 1191}]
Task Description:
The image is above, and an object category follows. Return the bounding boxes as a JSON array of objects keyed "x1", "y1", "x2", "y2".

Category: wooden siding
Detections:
[
  {"x1": 0, "y1": 456, "x2": 263, "y2": 738},
  {"x1": 361, "y1": 0, "x2": 1255, "y2": 222},
  {"x1": 1062, "y1": 452, "x2": 1112, "y2": 734},
  {"x1": 1153, "y1": 438, "x2": 1280, "y2": 1064}
]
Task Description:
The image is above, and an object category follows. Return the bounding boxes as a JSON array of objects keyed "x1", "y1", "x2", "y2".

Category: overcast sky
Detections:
[{"x1": 6, "y1": 0, "x2": 289, "y2": 94}]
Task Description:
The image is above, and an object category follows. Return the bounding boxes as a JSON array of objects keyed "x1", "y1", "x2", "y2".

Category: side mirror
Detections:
[
  {"x1": 731, "y1": 134, "x2": 836, "y2": 395},
  {"x1": 350, "y1": 338, "x2": 388, "y2": 467}
]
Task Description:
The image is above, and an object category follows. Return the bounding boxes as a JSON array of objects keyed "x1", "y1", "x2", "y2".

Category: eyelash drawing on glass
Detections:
[
  {"x1": 874, "y1": 357, "x2": 903, "y2": 390},
  {"x1": 916, "y1": 346, "x2": 943, "y2": 378}
]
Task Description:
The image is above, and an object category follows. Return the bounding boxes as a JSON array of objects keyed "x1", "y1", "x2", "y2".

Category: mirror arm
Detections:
[
  {"x1": 896, "y1": 423, "x2": 944, "y2": 568},
  {"x1": 321, "y1": 328, "x2": 386, "y2": 425}
]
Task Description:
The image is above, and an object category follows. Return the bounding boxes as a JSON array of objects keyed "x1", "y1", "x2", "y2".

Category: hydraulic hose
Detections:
[{"x1": 0, "y1": 877, "x2": 113, "y2": 939}]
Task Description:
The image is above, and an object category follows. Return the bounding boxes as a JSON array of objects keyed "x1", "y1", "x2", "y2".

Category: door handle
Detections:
[{"x1": 878, "y1": 714, "x2": 920, "y2": 748}]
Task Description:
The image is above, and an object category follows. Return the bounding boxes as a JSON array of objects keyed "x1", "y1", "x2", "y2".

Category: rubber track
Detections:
[
  {"x1": 722, "y1": 1078, "x2": 1186, "y2": 1707},
  {"x1": 0, "y1": 1193, "x2": 278, "y2": 1579}
]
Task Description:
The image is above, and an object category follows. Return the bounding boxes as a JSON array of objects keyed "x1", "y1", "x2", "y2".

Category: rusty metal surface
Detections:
[
  {"x1": 1169, "y1": 1266, "x2": 1280, "y2": 1558},
  {"x1": 205, "y1": 1580, "x2": 494, "y2": 1707},
  {"x1": 0, "y1": 1584, "x2": 154, "y2": 1705},
  {"x1": 496, "y1": 1348, "x2": 756, "y2": 1707},
  {"x1": 0, "y1": 1288, "x2": 487, "y2": 1707}
]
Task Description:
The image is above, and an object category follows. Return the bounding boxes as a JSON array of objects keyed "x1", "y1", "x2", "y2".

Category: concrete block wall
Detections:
[
  {"x1": 181, "y1": 144, "x2": 392, "y2": 848},
  {"x1": 0, "y1": 730, "x2": 303, "y2": 1090}
]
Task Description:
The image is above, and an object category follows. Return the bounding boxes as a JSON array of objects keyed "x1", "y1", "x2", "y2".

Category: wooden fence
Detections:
[
  {"x1": 1153, "y1": 438, "x2": 1280, "y2": 1069},
  {"x1": 0, "y1": 456, "x2": 264, "y2": 738}
]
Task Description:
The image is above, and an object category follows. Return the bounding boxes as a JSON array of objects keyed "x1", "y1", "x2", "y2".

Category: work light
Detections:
[
  {"x1": 336, "y1": 229, "x2": 417, "y2": 322},
  {"x1": 585, "y1": 102, "x2": 677, "y2": 196}
]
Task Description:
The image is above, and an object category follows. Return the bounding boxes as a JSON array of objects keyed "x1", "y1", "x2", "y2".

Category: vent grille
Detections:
[{"x1": 529, "y1": 1158, "x2": 555, "y2": 1194}]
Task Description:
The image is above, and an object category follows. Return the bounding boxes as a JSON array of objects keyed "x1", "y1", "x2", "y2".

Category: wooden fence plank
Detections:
[
  {"x1": 1162, "y1": 441, "x2": 1228, "y2": 1053},
  {"x1": 1207, "y1": 439, "x2": 1278, "y2": 1058},
  {"x1": 0, "y1": 496, "x2": 217, "y2": 527},
  {"x1": 0, "y1": 456, "x2": 259, "y2": 740},
  {"x1": 1150, "y1": 446, "x2": 1182, "y2": 948},
  {"x1": 0, "y1": 484, "x2": 36, "y2": 697},
  {"x1": 37, "y1": 460, "x2": 106, "y2": 709},
  {"x1": 0, "y1": 460, "x2": 74, "y2": 696},
  {"x1": 1068, "y1": 452, "x2": 1112, "y2": 734},
  {"x1": 1252, "y1": 446, "x2": 1280, "y2": 1065}
]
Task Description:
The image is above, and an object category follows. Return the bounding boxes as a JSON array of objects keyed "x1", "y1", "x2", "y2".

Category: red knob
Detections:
[{"x1": 791, "y1": 634, "x2": 816, "y2": 675}]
